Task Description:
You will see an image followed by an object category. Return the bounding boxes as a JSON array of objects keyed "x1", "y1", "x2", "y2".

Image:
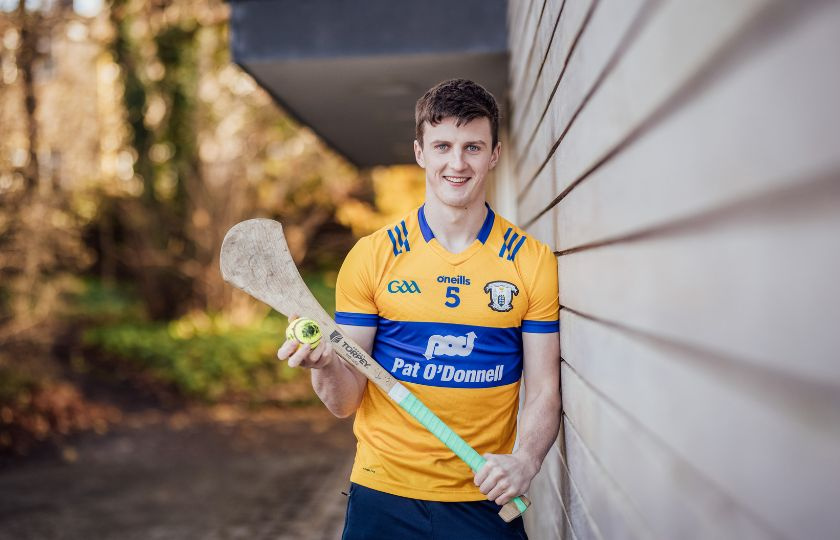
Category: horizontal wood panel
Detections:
[
  {"x1": 515, "y1": 0, "x2": 649, "y2": 192},
  {"x1": 509, "y1": 3, "x2": 840, "y2": 540},
  {"x1": 509, "y1": 0, "x2": 537, "y2": 62},
  {"x1": 554, "y1": 0, "x2": 840, "y2": 246},
  {"x1": 511, "y1": 1, "x2": 539, "y2": 73},
  {"x1": 519, "y1": 0, "x2": 772, "y2": 225},
  {"x1": 516, "y1": 0, "x2": 650, "y2": 211},
  {"x1": 523, "y1": 201, "x2": 556, "y2": 250},
  {"x1": 538, "y1": 422, "x2": 603, "y2": 540},
  {"x1": 510, "y1": 0, "x2": 564, "y2": 132},
  {"x1": 510, "y1": 0, "x2": 548, "y2": 104},
  {"x1": 561, "y1": 361, "x2": 775, "y2": 539},
  {"x1": 562, "y1": 309, "x2": 840, "y2": 538},
  {"x1": 559, "y1": 172, "x2": 840, "y2": 385},
  {"x1": 518, "y1": 134, "x2": 558, "y2": 224},
  {"x1": 564, "y1": 418, "x2": 650, "y2": 539},
  {"x1": 524, "y1": 437, "x2": 575, "y2": 540},
  {"x1": 511, "y1": 0, "x2": 596, "y2": 170},
  {"x1": 512, "y1": 0, "x2": 601, "y2": 157}
]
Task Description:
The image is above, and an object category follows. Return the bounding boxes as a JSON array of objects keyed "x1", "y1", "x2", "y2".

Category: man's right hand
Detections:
[
  {"x1": 278, "y1": 318, "x2": 374, "y2": 418},
  {"x1": 277, "y1": 336, "x2": 336, "y2": 369}
]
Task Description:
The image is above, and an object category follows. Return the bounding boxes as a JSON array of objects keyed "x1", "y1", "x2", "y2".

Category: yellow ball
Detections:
[{"x1": 285, "y1": 318, "x2": 322, "y2": 349}]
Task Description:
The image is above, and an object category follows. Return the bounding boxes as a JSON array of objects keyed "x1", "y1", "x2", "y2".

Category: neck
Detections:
[{"x1": 423, "y1": 198, "x2": 488, "y2": 253}]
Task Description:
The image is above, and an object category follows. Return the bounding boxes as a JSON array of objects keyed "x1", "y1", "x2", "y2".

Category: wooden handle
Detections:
[{"x1": 318, "y1": 322, "x2": 397, "y2": 393}]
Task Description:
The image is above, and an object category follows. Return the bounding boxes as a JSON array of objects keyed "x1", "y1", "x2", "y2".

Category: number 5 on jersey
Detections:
[{"x1": 445, "y1": 286, "x2": 460, "y2": 308}]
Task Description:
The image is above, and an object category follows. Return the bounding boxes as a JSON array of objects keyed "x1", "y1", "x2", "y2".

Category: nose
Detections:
[{"x1": 449, "y1": 149, "x2": 467, "y2": 170}]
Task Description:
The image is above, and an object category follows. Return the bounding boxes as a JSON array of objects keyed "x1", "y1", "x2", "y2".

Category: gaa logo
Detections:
[{"x1": 387, "y1": 280, "x2": 421, "y2": 294}]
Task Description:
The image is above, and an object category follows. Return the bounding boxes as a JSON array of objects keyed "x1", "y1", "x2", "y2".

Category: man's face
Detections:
[{"x1": 414, "y1": 116, "x2": 500, "y2": 210}]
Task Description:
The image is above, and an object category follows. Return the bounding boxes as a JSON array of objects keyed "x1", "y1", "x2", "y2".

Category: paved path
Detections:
[{"x1": 0, "y1": 406, "x2": 356, "y2": 539}]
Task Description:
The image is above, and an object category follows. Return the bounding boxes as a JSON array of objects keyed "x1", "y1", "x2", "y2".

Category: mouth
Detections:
[{"x1": 443, "y1": 175, "x2": 471, "y2": 185}]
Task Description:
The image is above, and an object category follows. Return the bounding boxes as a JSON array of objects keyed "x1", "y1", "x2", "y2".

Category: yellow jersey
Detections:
[{"x1": 335, "y1": 203, "x2": 559, "y2": 501}]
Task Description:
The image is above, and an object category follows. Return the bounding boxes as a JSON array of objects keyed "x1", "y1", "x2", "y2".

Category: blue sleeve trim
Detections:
[
  {"x1": 335, "y1": 312, "x2": 379, "y2": 327},
  {"x1": 522, "y1": 320, "x2": 560, "y2": 333}
]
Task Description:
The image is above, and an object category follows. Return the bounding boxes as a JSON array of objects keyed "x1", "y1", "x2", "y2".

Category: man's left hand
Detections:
[{"x1": 474, "y1": 452, "x2": 539, "y2": 505}]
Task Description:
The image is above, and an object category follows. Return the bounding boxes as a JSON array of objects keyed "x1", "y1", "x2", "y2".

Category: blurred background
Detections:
[
  {"x1": 0, "y1": 1, "x2": 425, "y2": 537},
  {"x1": 0, "y1": 0, "x2": 427, "y2": 449}
]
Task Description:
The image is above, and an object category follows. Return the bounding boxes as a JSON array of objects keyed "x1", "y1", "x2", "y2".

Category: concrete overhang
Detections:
[{"x1": 230, "y1": 0, "x2": 508, "y2": 167}]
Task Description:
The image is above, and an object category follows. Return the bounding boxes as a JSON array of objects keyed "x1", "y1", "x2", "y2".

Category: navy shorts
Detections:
[{"x1": 341, "y1": 483, "x2": 528, "y2": 540}]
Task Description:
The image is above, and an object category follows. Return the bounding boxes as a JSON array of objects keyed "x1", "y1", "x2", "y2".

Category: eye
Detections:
[
  {"x1": 434, "y1": 143, "x2": 449, "y2": 151},
  {"x1": 466, "y1": 145, "x2": 481, "y2": 152}
]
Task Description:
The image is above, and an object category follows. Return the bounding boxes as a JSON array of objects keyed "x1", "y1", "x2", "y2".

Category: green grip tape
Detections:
[
  {"x1": 399, "y1": 392, "x2": 485, "y2": 470},
  {"x1": 396, "y1": 391, "x2": 529, "y2": 514}
]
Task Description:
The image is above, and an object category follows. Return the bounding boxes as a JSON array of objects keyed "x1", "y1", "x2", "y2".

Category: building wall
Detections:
[{"x1": 500, "y1": 1, "x2": 840, "y2": 538}]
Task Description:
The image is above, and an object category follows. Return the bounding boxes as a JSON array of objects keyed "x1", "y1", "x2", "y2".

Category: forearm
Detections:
[
  {"x1": 475, "y1": 384, "x2": 561, "y2": 505},
  {"x1": 311, "y1": 355, "x2": 365, "y2": 418},
  {"x1": 514, "y1": 386, "x2": 561, "y2": 476}
]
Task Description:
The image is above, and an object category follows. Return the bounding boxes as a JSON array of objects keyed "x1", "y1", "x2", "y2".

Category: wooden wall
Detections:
[{"x1": 500, "y1": 1, "x2": 840, "y2": 538}]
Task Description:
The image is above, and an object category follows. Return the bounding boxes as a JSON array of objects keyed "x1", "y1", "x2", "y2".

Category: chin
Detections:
[
  {"x1": 433, "y1": 183, "x2": 483, "y2": 208},
  {"x1": 434, "y1": 186, "x2": 467, "y2": 203},
  {"x1": 441, "y1": 195, "x2": 480, "y2": 209}
]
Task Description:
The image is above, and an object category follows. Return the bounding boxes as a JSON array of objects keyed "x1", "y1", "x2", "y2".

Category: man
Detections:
[{"x1": 277, "y1": 79, "x2": 560, "y2": 539}]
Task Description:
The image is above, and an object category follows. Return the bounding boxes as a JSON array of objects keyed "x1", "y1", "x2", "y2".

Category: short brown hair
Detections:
[{"x1": 415, "y1": 79, "x2": 500, "y2": 149}]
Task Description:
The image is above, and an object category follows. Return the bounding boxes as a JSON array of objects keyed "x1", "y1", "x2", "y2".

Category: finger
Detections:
[
  {"x1": 312, "y1": 343, "x2": 335, "y2": 369},
  {"x1": 494, "y1": 492, "x2": 513, "y2": 506},
  {"x1": 474, "y1": 470, "x2": 485, "y2": 487},
  {"x1": 310, "y1": 342, "x2": 332, "y2": 368},
  {"x1": 277, "y1": 339, "x2": 299, "y2": 360},
  {"x1": 479, "y1": 470, "x2": 503, "y2": 495},
  {"x1": 485, "y1": 480, "x2": 509, "y2": 502},
  {"x1": 474, "y1": 460, "x2": 493, "y2": 486},
  {"x1": 479, "y1": 484, "x2": 504, "y2": 501},
  {"x1": 309, "y1": 340, "x2": 326, "y2": 362},
  {"x1": 476, "y1": 455, "x2": 502, "y2": 486},
  {"x1": 287, "y1": 342, "x2": 309, "y2": 368}
]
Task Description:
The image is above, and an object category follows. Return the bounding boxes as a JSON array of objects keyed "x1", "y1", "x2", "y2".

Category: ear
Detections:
[
  {"x1": 414, "y1": 139, "x2": 425, "y2": 168},
  {"x1": 488, "y1": 141, "x2": 501, "y2": 170}
]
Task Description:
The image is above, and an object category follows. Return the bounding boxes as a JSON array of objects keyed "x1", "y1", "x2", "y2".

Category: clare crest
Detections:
[{"x1": 484, "y1": 280, "x2": 519, "y2": 312}]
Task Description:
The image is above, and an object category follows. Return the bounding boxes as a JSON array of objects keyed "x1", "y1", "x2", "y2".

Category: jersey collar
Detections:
[{"x1": 418, "y1": 202, "x2": 495, "y2": 244}]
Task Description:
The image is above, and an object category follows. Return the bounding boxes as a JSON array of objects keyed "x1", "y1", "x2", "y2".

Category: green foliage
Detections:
[
  {"x1": 65, "y1": 278, "x2": 144, "y2": 321},
  {"x1": 83, "y1": 313, "x2": 294, "y2": 402},
  {"x1": 304, "y1": 271, "x2": 337, "y2": 315},
  {"x1": 78, "y1": 273, "x2": 336, "y2": 403}
]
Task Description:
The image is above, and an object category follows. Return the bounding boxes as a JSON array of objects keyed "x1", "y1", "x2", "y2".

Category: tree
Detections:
[
  {"x1": 102, "y1": 0, "x2": 372, "y2": 319},
  {"x1": 0, "y1": 0, "x2": 88, "y2": 379}
]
